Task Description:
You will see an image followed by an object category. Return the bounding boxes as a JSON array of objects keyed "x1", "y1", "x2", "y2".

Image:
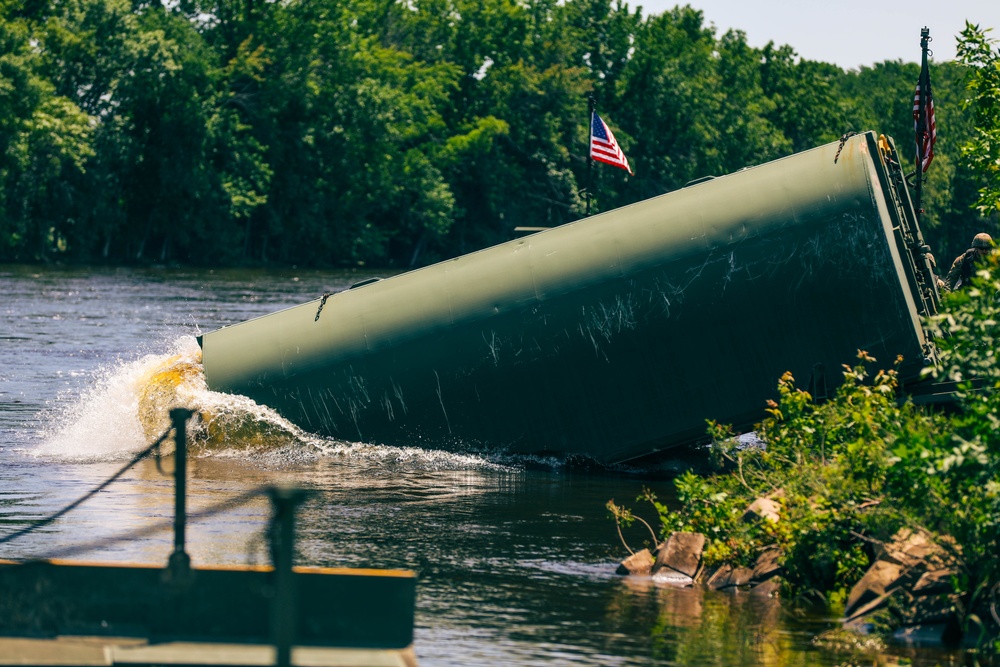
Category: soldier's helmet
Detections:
[{"x1": 972, "y1": 232, "x2": 994, "y2": 249}]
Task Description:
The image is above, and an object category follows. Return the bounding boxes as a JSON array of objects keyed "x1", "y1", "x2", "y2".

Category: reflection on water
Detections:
[
  {"x1": 609, "y1": 581, "x2": 781, "y2": 664},
  {"x1": 0, "y1": 265, "x2": 977, "y2": 666}
]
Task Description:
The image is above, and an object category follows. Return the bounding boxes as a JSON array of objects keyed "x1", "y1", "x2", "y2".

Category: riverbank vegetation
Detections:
[
  {"x1": 1, "y1": 1, "x2": 995, "y2": 268},
  {"x1": 611, "y1": 254, "x2": 1000, "y2": 653}
]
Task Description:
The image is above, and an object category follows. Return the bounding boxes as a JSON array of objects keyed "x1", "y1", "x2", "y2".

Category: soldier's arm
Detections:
[{"x1": 945, "y1": 256, "x2": 964, "y2": 290}]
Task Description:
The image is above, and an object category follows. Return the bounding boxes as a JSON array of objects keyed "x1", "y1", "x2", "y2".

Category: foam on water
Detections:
[
  {"x1": 33, "y1": 336, "x2": 511, "y2": 471},
  {"x1": 33, "y1": 342, "x2": 189, "y2": 461}
]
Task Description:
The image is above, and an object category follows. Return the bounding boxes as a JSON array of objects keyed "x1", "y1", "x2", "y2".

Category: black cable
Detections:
[
  {"x1": 9, "y1": 486, "x2": 271, "y2": 563},
  {"x1": 0, "y1": 426, "x2": 174, "y2": 546}
]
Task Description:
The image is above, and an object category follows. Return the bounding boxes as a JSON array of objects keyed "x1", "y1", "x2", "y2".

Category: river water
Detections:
[{"x1": 0, "y1": 265, "x2": 967, "y2": 666}]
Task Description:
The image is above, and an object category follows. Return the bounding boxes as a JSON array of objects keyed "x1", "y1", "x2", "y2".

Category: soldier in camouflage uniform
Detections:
[{"x1": 945, "y1": 233, "x2": 994, "y2": 291}]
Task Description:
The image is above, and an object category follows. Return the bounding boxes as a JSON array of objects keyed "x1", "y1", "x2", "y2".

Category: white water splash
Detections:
[
  {"x1": 34, "y1": 336, "x2": 316, "y2": 461},
  {"x1": 33, "y1": 336, "x2": 512, "y2": 471},
  {"x1": 33, "y1": 344, "x2": 186, "y2": 461},
  {"x1": 313, "y1": 439, "x2": 513, "y2": 470}
]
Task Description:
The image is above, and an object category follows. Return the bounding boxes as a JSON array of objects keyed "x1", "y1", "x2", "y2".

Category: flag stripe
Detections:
[
  {"x1": 590, "y1": 113, "x2": 632, "y2": 174},
  {"x1": 912, "y1": 62, "x2": 936, "y2": 173}
]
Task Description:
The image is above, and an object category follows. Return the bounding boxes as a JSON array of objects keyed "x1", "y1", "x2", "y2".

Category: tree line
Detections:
[{"x1": 0, "y1": 0, "x2": 995, "y2": 268}]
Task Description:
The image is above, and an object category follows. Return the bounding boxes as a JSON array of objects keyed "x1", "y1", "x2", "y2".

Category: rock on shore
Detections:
[{"x1": 614, "y1": 499, "x2": 996, "y2": 649}]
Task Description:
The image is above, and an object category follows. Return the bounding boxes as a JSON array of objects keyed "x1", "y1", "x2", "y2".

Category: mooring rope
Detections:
[{"x1": 0, "y1": 426, "x2": 175, "y2": 546}]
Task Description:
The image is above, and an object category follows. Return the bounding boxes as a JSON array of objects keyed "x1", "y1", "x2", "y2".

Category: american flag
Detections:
[
  {"x1": 912, "y1": 61, "x2": 936, "y2": 173},
  {"x1": 590, "y1": 112, "x2": 632, "y2": 174}
]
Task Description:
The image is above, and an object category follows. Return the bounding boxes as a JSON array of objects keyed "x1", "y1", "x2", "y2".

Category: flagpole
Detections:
[
  {"x1": 914, "y1": 27, "x2": 930, "y2": 218},
  {"x1": 586, "y1": 94, "x2": 595, "y2": 217}
]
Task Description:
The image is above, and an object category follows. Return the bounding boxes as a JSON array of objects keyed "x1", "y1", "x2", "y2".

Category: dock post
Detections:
[
  {"x1": 166, "y1": 408, "x2": 195, "y2": 582},
  {"x1": 269, "y1": 487, "x2": 311, "y2": 667}
]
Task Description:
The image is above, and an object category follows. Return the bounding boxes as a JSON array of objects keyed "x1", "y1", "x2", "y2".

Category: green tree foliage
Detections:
[
  {"x1": 957, "y1": 23, "x2": 1000, "y2": 217},
  {"x1": 613, "y1": 7, "x2": 729, "y2": 201},
  {"x1": 0, "y1": 1, "x2": 93, "y2": 259},
  {"x1": 0, "y1": 1, "x2": 994, "y2": 266}
]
